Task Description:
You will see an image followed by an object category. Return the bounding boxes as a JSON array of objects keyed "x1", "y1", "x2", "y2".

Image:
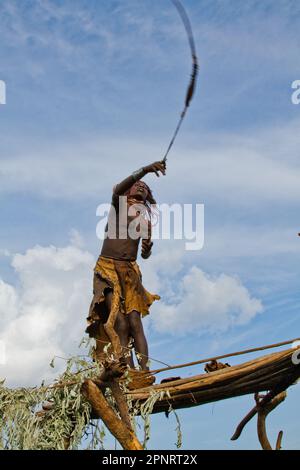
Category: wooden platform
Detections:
[{"x1": 127, "y1": 348, "x2": 300, "y2": 414}]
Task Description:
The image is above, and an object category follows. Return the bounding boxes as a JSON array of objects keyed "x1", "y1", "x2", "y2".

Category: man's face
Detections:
[{"x1": 129, "y1": 182, "x2": 148, "y2": 202}]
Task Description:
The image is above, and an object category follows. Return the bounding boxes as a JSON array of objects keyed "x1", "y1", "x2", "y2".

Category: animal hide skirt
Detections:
[{"x1": 86, "y1": 256, "x2": 160, "y2": 338}]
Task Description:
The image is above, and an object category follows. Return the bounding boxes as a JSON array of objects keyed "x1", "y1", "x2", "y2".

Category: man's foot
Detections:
[{"x1": 122, "y1": 369, "x2": 156, "y2": 390}]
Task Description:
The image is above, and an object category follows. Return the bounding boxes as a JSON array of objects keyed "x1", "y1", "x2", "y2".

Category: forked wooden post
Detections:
[{"x1": 255, "y1": 391, "x2": 286, "y2": 451}]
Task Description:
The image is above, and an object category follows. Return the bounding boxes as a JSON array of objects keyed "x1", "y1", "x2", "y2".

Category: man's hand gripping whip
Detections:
[{"x1": 162, "y1": 0, "x2": 199, "y2": 163}]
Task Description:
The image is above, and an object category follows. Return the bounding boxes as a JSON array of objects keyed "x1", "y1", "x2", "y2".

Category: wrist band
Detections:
[{"x1": 132, "y1": 167, "x2": 145, "y2": 181}]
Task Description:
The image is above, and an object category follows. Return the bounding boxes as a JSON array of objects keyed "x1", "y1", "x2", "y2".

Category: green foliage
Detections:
[
  {"x1": 0, "y1": 346, "x2": 182, "y2": 450},
  {"x1": 0, "y1": 356, "x2": 104, "y2": 450},
  {"x1": 138, "y1": 390, "x2": 171, "y2": 448}
]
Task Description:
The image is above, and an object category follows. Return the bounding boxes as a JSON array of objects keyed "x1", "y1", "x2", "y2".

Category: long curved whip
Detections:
[{"x1": 162, "y1": 0, "x2": 199, "y2": 162}]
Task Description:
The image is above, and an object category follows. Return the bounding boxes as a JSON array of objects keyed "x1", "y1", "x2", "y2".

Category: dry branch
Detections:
[{"x1": 256, "y1": 391, "x2": 286, "y2": 450}]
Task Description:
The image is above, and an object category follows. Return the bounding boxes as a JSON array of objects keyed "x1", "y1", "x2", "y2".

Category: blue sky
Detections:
[{"x1": 1, "y1": 0, "x2": 300, "y2": 450}]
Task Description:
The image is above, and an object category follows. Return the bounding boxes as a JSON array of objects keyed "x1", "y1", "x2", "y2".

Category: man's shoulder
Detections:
[{"x1": 112, "y1": 193, "x2": 129, "y2": 209}]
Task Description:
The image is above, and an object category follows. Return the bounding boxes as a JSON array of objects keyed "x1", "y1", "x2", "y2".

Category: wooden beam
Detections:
[{"x1": 128, "y1": 349, "x2": 300, "y2": 415}]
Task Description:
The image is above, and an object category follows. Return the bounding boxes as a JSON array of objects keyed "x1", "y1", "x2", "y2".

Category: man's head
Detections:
[
  {"x1": 128, "y1": 181, "x2": 149, "y2": 202},
  {"x1": 126, "y1": 180, "x2": 157, "y2": 221}
]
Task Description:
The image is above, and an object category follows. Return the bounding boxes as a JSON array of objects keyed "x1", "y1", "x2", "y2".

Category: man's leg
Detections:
[
  {"x1": 105, "y1": 290, "x2": 134, "y2": 368},
  {"x1": 115, "y1": 313, "x2": 134, "y2": 368},
  {"x1": 128, "y1": 310, "x2": 149, "y2": 370}
]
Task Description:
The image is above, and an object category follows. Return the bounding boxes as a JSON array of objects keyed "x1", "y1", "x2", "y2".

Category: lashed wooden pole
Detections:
[{"x1": 129, "y1": 349, "x2": 300, "y2": 415}]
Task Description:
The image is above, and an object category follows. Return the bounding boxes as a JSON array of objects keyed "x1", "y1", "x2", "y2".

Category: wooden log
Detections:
[
  {"x1": 127, "y1": 349, "x2": 300, "y2": 415},
  {"x1": 110, "y1": 378, "x2": 133, "y2": 431},
  {"x1": 82, "y1": 379, "x2": 143, "y2": 450},
  {"x1": 130, "y1": 350, "x2": 289, "y2": 399}
]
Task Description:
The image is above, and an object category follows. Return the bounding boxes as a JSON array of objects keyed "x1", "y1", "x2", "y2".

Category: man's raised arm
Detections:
[{"x1": 113, "y1": 161, "x2": 166, "y2": 196}]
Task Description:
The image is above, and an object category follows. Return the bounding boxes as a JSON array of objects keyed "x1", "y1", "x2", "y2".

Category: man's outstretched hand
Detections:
[{"x1": 143, "y1": 161, "x2": 166, "y2": 177}]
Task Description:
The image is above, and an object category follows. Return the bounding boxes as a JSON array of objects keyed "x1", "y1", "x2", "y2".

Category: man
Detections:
[{"x1": 86, "y1": 161, "x2": 166, "y2": 370}]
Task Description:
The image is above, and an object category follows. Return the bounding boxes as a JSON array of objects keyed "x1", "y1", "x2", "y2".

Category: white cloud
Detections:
[
  {"x1": 69, "y1": 228, "x2": 85, "y2": 249},
  {"x1": 141, "y1": 244, "x2": 184, "y2": 293},
  {"x1": 0, "y1": 240, "x2": 95, "y2": 387},
  {"x1": 0, "y1": 280, "x2": 18, "y2": 324},
  {"x1": 0, "y1": 249, "x2": 11, "y2": 257},
  {"x1": 149, "y1": 264, "x2": 263, "y2": 336},
  {"x1": 2, "y1": 116, "x2": 300, "y2": 207}
]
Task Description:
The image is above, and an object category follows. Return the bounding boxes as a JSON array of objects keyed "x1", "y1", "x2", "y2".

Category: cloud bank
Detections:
[
  {"x1": 0, "y1": 238, "x2": 94, "y2": 386},
  {"x1": 150, "y1": 265, "x2": 263, "y2": 335},
  {"x1": 0, "y1": 238, "x2": 262, "y2": 386}
]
